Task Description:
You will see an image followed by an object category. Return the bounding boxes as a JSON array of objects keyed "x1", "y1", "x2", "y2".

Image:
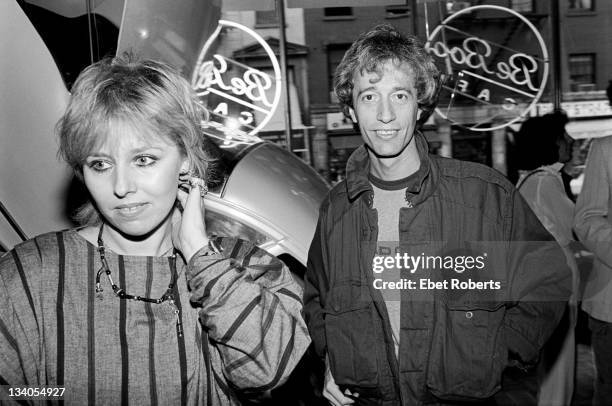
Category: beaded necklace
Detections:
[{"x1": 94, "y1": 223, "x2": 183, "y2": 337}]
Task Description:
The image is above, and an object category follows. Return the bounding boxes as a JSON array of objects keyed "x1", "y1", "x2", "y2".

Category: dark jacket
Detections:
[{"x1": 304, "y1": 134, "x2": 572, "y2": 405}]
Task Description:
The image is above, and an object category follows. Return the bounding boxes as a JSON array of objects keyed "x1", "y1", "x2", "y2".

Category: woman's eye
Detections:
[
  {"x1": 135, "y1": 156, "x2": 156, "y2": 166},
  {"x1": 88, "y1": 160, "x2": 111, "y2": 172}
]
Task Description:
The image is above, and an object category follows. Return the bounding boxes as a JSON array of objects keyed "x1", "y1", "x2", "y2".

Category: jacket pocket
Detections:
[
  {"x1": 323, "y1": 283, "x2": 380, "y2": 388},
  {"x1": 426, "y1": 299, "x2": 506, "y2": 400}
]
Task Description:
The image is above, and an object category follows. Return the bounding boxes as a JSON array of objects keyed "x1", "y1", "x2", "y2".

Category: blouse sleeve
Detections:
[
  {"x1": 186, "y1": 237, "x2": 310, "y2": 394},
  {"x1": 0, "y1": 241, "x2": 44, "y2": 394}
]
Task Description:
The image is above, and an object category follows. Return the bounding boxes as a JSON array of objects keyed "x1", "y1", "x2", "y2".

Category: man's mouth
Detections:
[{"x1": 375, "y1": 130, "x2": 398, "y2": 137}]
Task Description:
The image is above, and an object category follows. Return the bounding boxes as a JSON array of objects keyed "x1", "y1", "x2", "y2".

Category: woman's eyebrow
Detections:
[
  {"x1": 87, "y1": 146, "x2": 164, "y2": 157},
  {"x1": 127, "y1": 146, "x2": 164, "y2": 154}
]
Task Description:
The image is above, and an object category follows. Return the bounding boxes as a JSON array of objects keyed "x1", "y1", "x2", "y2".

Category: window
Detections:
[
  {"x1": 511, "y1": 0, "x2": 533, "y2": 13},
  {"x1": 386, "y1": 5, "x2": 410, "y2": 18},
  {"x1": 568, "y1": 0, "x2": 594, "y2": 11},
  {"x1": 569, "y1": 54, "x2": 596, "y2": 91},
  {"x1": 446, "y1": 1, "x2": 471, "y2": 14},
  {"x1": 327, "y1": 44, "x2": 351, "y2": 103},
  {"x1": 323, "y1": 7, "x2": 353, "y2": 18},
  {"x1": 255, "y1": 10, "x2": 278, "y2": 26}
]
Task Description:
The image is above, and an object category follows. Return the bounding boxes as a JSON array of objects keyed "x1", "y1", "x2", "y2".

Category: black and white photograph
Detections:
[{"x1": 0, "y1": 1, "x2": 610, "y2": 405}]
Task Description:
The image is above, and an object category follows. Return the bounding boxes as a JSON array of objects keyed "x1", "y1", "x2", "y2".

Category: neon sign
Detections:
[
  {"x1": 191, "y1": 20, "x2": 281, "y2": 147},
  {"x1": 425, "y1": 5, "x2": 549, "y2": 131}
]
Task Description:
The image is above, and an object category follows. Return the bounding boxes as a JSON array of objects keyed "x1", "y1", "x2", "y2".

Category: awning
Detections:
[{"x1": 566, "y1": 118, "x2": 612, "y2": 139}]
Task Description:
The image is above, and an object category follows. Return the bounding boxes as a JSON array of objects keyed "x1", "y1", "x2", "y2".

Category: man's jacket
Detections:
[{"x1": 304, "y1": 134, "x2": 572, "y2": 405}]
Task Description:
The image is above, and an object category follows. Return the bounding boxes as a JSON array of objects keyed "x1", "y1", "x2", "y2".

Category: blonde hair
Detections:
[{"x1": 57, "y1": 52, "x2": 220, "y2": 225}]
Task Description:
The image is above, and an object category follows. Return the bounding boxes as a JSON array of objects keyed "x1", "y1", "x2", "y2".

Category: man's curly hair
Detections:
[{"x1": 333, "y1": 24, "x2": 440, "y2": 125}]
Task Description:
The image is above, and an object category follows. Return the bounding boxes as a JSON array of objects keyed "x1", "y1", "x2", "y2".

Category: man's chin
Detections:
[{"x1": 366, "y1": 145, "x2": 406, "y2": 159}]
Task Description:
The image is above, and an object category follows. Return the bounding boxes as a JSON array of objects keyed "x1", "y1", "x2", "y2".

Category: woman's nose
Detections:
[{"x1": 113, "y1": 166, "x2": 136, "y2": 198}]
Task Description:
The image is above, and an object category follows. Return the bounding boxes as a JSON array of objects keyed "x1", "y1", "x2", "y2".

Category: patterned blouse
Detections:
[{"x1": 0, "y1": 229, "x2": 309, "y2": 405}]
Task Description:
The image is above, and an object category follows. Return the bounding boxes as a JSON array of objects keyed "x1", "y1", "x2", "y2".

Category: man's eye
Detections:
[
  {"x1": 135, "y1": 156, "x2": 156, "y2": 166},
  {"x1": 362, "y1": 94, "x2": 376, "y2": 102},
  {"x1": 393, "y1": 93, "x2": 410, "y2": 103},
  {"x1": 88, "y1": 160, "x2": 111, "y2": 172}
]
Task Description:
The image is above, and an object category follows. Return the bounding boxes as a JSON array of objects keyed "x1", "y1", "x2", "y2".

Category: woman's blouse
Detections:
[{"x1": 0, "y1": 229, "x2": 309, "y2": 405}]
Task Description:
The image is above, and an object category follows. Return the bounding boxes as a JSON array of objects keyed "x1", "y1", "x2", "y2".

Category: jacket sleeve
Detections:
[
  {"x1": 0, "y1": 245, "x2": 44, "y2": 403},
  {"x1": 503, "y1": 189, "x2": 572, "y2": 364},
  {"x1": 531, "y1": 174, "x2": 575, "y2": 247},
  {"x1": 303, "y1": 215, "x2": 329, "y2": 362},
  {"x1": 186, "y1": 237, "x2": 310, "y2": 393},
  {"x1": 574, "y1": 136, "x2": 612, "y2": 268}
]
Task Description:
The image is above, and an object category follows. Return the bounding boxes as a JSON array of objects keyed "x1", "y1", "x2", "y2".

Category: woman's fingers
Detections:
[
  {"x1": 184, "y1": 185, "x2": 203, "y2": 223},
  {"x1": 176, "y1": 178, "x2": 208, "y2": 262}
]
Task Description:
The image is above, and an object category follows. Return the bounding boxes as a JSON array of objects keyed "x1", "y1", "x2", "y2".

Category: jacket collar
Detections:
[{"x1": 345, "y1": 131, "x2": 436, "y2": 203}]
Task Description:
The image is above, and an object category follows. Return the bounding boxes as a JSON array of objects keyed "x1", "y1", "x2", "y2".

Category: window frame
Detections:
[
  {"x1": 254, "y1": 10, "x2": 279, "y2": 28},
  {"x1": 568, "y1": 53, "x2": 597, "y2": 91},
  {"x1": 510, "y1": 0, "x2": 534, "y2": 13},
  {"x1": 323, "y1": 7, "x2": 354, "y2": 21},
  {"x1": 385, "y1": 5, "x2": 410, "y2": 19},
  {"x1": 568, "y1": 0, "x2": 595, "y2": 12}
]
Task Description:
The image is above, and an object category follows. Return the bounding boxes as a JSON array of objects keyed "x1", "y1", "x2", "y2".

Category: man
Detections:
[
  {"x1": 304, "y1": 25, "x2": 571, "y2": 405},
  {"x1": 574, "y1": 135, "x2": 612, "y2": 406}
]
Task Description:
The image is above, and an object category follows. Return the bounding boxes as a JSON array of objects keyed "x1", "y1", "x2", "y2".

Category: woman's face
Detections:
[{"x1": 82, "y1": 123, "x2": 187, "y2": 238}]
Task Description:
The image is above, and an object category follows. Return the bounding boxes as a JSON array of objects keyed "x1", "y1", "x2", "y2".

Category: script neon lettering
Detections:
[
  {"x1": 430, "y1": 37, "x2": 538, "y2": 90},
  {"x1": 507, "y1": 53, "x2": 538, "y2": 92},
  {"x1": 463, "y1": 37, "x2": 494, "y2": 74},
  {"x1": 193, "y1": 54, "x2": 274, "y2": 108}
]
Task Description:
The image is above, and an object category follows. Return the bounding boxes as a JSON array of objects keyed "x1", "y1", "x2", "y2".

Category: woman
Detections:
[{"x1": 0, "y1": 54, "x2": 309, "y2": 405}]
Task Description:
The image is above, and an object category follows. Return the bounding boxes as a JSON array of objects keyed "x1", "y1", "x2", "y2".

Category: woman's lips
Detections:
[{"x1": 114, "y1": 203, "x2": 148, "y2": 217}]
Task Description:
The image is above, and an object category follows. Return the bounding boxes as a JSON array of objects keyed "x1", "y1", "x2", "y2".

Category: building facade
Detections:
[{"x1": 301, "y1": 0, "x2": 612, "y2": 183}]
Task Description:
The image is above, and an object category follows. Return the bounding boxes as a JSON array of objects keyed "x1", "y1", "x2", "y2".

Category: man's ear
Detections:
[{"x1": 349, "y1": 108, "x2": 358, "y2": 123}]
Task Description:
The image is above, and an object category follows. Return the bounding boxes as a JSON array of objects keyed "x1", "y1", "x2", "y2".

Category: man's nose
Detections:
[
  {"x1": 113, "y1": 165, "x2": 136, "y2": 198},
  {"x1": 377, "y1": 98, "x2": 396, "y2": 123}
]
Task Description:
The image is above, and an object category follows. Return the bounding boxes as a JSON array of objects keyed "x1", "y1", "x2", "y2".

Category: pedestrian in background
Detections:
[
  {"x1": 574, "y1": 134, "x2": 612, "y2": 406},
  {"x1": 515, "y1": 112, "x2": 579, "y2": 406}
]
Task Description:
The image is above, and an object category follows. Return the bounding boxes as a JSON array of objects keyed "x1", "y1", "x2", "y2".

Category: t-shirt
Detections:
[{"x1": 370, "y1": 171, "x2": 422, "y2": 359}]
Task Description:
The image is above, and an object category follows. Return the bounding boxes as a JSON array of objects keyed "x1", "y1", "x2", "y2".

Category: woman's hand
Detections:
[{"x1": 172, "y1": 178, "x2": 209, "y2": 262}]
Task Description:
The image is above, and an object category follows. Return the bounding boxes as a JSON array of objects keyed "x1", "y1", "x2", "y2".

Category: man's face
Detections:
[{"x1": 349, "y1": 60, "x2": 419, "y2": 160}]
